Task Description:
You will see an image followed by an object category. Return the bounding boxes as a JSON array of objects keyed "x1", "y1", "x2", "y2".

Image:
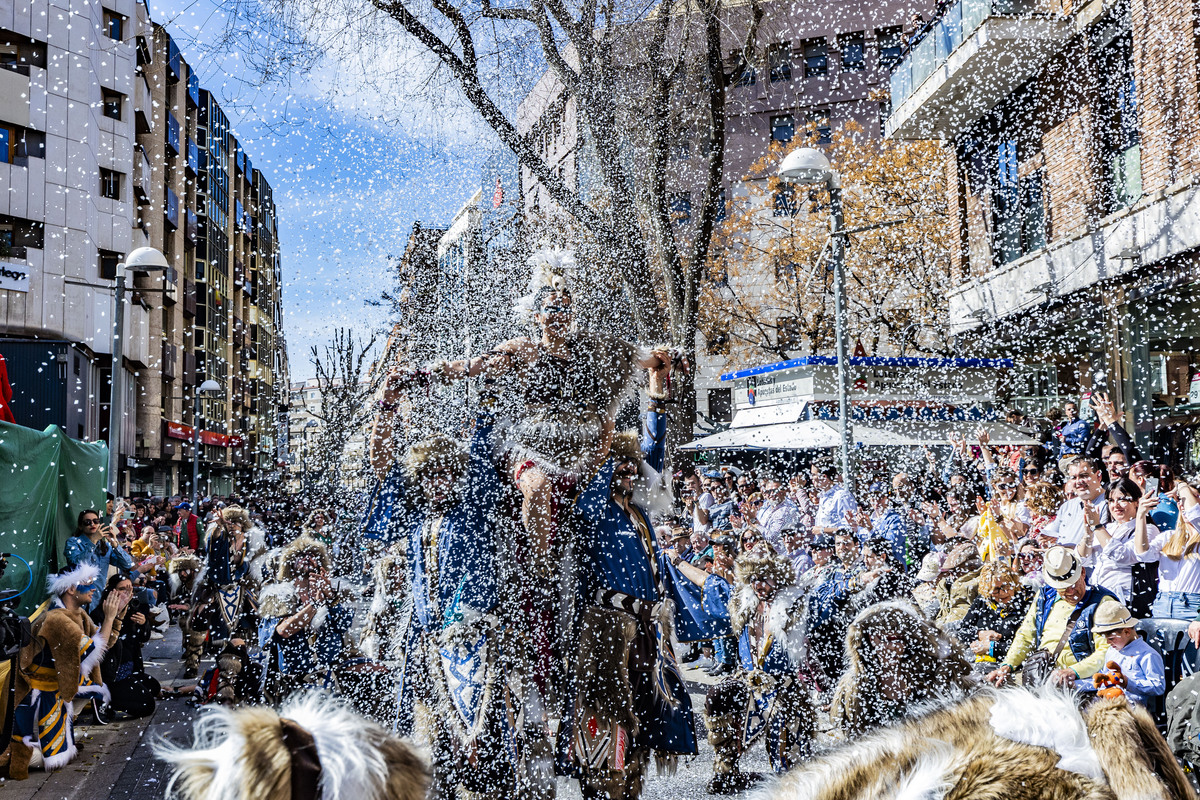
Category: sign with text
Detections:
[{"x1": 0, "y1": 262, "x2": 30, "y2": 293}]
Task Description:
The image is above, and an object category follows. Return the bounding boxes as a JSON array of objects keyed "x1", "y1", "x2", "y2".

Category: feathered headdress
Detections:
[
  {"x1": 47, "y1": 563, "x2": 100, "y2": 598},
  {"x1": 513, "y1": 246, "x2": 577, "y2": 319}
]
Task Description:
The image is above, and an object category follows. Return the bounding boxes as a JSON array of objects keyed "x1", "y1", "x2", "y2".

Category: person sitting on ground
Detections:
[
  {"x1": 830, "y1": 600, "x2": 974, "y2": 739},
  {"x1": 986, "y1": 545, "x2": 1120, "y2": 688},
  {"x1": 934, "y1": 541, "x2": 983, "y2": 625},
  {"x1": 1086, "y1": 603, "x2": 1164, "y2": 708},
  {"x1": 89, "y1": 574, "x2": 159, "y2": 721},
  {"x1": 949, "y1": 560, "x2": 1030, "y2": 675}
]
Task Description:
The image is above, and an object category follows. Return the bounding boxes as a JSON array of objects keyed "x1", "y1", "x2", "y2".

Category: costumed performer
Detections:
[
  {"x1": 4, "y1": 564, "x2": 124, "y2": 778},
  {"x1": 563, "y1": 358, "x2": 711, "y2": 800}
]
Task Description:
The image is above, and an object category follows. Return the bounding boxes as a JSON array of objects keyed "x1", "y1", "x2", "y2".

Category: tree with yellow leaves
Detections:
[{"x1": 702, "y1": 119, "x2": 955, "y2": 371}]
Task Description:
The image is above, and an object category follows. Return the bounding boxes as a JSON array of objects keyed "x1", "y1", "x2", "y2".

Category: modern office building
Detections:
[{"x1": 0, "y1": 0, "x2": 288, "y2": 496}]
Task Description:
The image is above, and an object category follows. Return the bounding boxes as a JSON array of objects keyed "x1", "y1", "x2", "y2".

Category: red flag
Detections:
[
  {"x1": 492, "y1": 177, "x2": 504, "y2": 208},
  {"x1": 0, "y1": 353, "x2": 14, "y2": 423}
]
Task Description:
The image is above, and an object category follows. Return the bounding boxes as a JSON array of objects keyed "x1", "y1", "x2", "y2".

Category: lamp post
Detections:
[
  {"x1": 778, "y1": 147, "x2": 853, "y2": 491},
  {"x1": 108, "y1": 247, "x2": 170, "y2": 497},
  {"x1": 192, "y1": 379, "x2": 222, "y2": 509}
]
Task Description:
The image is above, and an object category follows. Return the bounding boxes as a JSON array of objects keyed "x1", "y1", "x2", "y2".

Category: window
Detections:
[
  {"x1": 990, "y1": 141, "x2": 1046, "y2": 265},
  {"x1": 731, "y1": 54, "x2": 756, "y2": 86},
  {"x1": 101, "y1": 89, "x2": 122, "y2": 120},
  {"x1": 0, "y1": 214, "x2": 45, "y2": 257},
  {"x1": 773, "y1": 184, "x2": 797, "y2": 217},
  {"x1": 100, "y1": 168, "x2": 121, "y2": 200},
  {"x1": 771, "y1": 114, "x2": 795, "y2": 144},
  {"x1": 777, "y1": 316, "x2": 803, "y2": 350},
  {"x1": 669, "y1": 192, "x2": 692, "y2": 224},
  {"x1": 1099, "y1": 30, "x2": 1140, "y2": 211},
  {"x1": 878, "y1": 27, "x2": 903, "y2": 69},
  {"x1": 768, "y1": 43, "x2": 792, "y2": 82},
  {"x1": 708, "y1": 388, "x2": 733, "y2": 421},
  {"x1": 808, "y1": 110, "x2": 831, "y2": 144},
  {"x1": 715, "y1": 188, "x2": 727, "y2": 222},
  {"x1": 841, "y1": 32, "x2": 865, "y2": 71},
  {"x1": 0, "y1": 124, "x2": 46, "y2": 165},
  {"x1": 0, "y1": 32, "x2": 47, "y2": 75},
  {"x1": 99, "y1": 249, "x2": 121, "y2": 280},
  {"x1": 803, "y1": 39, "x2": 828, "y2": 77},
  {"x1": 103, "y1": 9, "x2": 123, "y2": 41},
  {"x1": 671, "y1": 129, "x2": 691, "y2": 160}
]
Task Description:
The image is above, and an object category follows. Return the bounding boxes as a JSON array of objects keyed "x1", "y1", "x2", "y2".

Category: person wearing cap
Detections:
[
  {"x1": 1089, "y1": 603, "x2": 1164, "y2": 707},
  {"x1": 173, "y1": 502, "x2": 202, "y2": 553},
  {"x1": 986, "y1": 545, "x2": 1120, "y2": 688}
]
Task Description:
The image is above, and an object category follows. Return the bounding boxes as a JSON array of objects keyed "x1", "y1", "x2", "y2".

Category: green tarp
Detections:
[{"x1": 0, "y1": 420, "x2": 108, "y2": 615}]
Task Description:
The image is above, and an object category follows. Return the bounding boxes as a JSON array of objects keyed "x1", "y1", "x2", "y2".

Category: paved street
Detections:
[{"x1": 1, "y1": 625, "x2": 769, "y2": 800}]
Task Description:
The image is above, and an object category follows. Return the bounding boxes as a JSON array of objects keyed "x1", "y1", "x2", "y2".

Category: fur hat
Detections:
[
  {"x1": 734, "y1": 551, "x2": 795, "y2": 589},
  {"x1": 155, "y1": 692, "x2": 429, "y2": 800},
  {"x1": 47, "y1": 563, "x2": 100, "y2": 597},
  {"x1": 217, "y1": 505, "x2": 251, "y2": 529},
  {"x1": 277, "y1": 535, "x2": 332, "y2": 583},
  {"x1": 513, "y1": 247, "x2": 577, "y2": 318},
  {"x1": 403, "y1": 434, "x2": 469, "y2": 482},
  {"x1": 169, "y1": 553, "x2": 202, "y2": 575}
]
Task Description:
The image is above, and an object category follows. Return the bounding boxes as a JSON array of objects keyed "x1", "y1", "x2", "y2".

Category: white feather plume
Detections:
[
  {"x1": 47, "y1": 563, "x2": 100, "y2": 597},
  {"x1": 513, "y1": 246, "x2": 578, "y2": 319}
]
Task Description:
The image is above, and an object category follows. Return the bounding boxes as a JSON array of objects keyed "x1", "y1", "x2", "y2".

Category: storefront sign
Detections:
[
  {"x1": 0, "y1": 263, "x2": 30, "y2": 293},
  {"x1": 166, "y1": 420, "x2": 241, "y2": 448},
  {"x1": 1190, "y1": 373, "x2": 1200, "y2": 405}
]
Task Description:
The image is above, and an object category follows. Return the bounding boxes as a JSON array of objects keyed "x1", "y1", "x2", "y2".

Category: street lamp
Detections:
[
  {"x1": 192, "y1": 379, "x2": 222, "y2": 509},
  {"x1": 108, "y1": 246, "x2": 170, "y2": 497},
  {"x1": 778, "y1": 147, "x2": 853, "y2": 491}
]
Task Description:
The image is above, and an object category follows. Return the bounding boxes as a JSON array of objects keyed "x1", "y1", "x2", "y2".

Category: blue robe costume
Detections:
[{"x1": 570, "y1": 406, "x2": 717, "y2": 770}]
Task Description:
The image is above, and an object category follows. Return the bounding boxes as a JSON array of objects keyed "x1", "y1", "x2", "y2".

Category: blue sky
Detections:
[{"x1": 152, "y1": 0, "x2": 498, "y2": 380}]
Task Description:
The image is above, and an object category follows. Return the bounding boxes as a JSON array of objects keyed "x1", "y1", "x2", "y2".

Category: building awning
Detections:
[
  {"x1": 681, "y1": 420, "x2": 1037, "y2": 452},
  {"x1": 729, "y1": 402, "x2": 807, "y2": 428}
]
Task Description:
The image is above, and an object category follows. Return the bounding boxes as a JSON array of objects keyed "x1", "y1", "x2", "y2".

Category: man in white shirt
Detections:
[
  {"x1": 811, "y1": 463, "x2": 859, "y2": 536},
  {"x1": 1042, "y1": 456, "x2": 1109, "y2": 548},
  {"x1": 756, "y1": 474, "x2": 800, "y2": 554}
]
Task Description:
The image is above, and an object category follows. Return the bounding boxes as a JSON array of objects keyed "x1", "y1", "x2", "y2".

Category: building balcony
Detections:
[
  {"x1": 948, "y1": 180, "x2": 1200, "y2": 331},
  {"x1": 133, "y1": 149, "x2": 151, "y2": 202},
  {"x1": 134, "y1": 76, "x2": 153, "y2": 135},
  {"x1": 886, "y1": 0, "x2": 1072, "y2": 140}
]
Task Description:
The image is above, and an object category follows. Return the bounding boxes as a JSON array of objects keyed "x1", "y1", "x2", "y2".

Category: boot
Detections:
[{"x1": 6, "y1": 738, "x2": 32, "y2": 781}]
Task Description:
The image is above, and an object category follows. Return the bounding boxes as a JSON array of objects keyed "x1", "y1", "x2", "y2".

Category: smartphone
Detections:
[{"x1": 1145, "y1": 476, "x2": 1160, "y2": 497}]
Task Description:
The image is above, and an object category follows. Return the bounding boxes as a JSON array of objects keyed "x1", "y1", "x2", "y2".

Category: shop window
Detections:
[
  {"x1": 841, "y1": 32, "x2": 865, "y2": 71},
  {"x1": 768, "y1": 43, "x2": 792, "y2": 82}
]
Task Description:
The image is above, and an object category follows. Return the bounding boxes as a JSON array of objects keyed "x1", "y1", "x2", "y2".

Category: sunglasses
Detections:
[
  {"x1": 541, "y1": 305, "x2": 573, "y2": 315},
  {"x1": 996, "y1": 483, "x2": 1017, "y2": 490},
  {"x1": 83, "y1": 518, "x2": 100, "y2": 525}
]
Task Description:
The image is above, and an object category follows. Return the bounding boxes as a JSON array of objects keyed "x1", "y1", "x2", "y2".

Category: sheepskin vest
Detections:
[{"x1": 1033, "y1": 585, "x2": 1116, "y2": 663}]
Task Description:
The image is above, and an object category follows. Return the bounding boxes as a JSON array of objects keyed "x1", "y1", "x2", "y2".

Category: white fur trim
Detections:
[
  {"x1": 988, "y1": 685, "x2": 1103, "y2": 779},
  {"x1": 311, "y1": 605, "x2": 330, "y2": 631},
  {"x1": 633, "y1": 461, "x2": 675, "y2": 518},
  {"x1": 79, "y1": 632, "x2": 108, "y2": 676},
  {"x1": 47, "y1": 563, "x2": 100, "y2": 597},
  {"x1": 283, "y1": 693, "x2": 396, "y2": 800},
  {"x1": 892, "y1": 740, "x2": 960, "y2": 800},
  {"x1": 765, "y1": 586, "x2": 808, "y2": 666},
  {"x1": 156, "y1": 704, "x2": 249, "y2": 800}
]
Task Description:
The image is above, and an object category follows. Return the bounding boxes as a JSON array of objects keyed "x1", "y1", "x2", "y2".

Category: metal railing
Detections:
[{"x1": 889, "y1": 0, "x2": 1042, "y2": 111}]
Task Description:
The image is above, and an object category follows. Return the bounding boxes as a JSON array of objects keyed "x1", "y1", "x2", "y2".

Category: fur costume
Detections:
[
  {"x1": 361, "y1": 555, "x2": 410, "y2": 664},
  {"x1": 829, "y1": 600, "x2": 975, "y2": 738},
  {"x1": 169, "y1": 554, "x2": 206, "y2": 677},
  {"x1": 764, "y1": 685, "x2": 1194, "y2": 800},
  {"x1": 705, "y1": 553, "x2": 815, "y2": 792},
  {"x1": 156, "y1": 692, "x2": 429, "y2": 800},
  {"x1": 8, "y1": 564, "x2": 110, "y2": 778}
]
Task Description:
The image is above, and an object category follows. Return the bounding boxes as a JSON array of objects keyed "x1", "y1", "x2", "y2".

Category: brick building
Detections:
[
  {"x1": 515, "y1": 0, "x2": 926, "y2": 432},
  {"x1": 886, "y1": 0, "x2": 1200, "y2": 467}
]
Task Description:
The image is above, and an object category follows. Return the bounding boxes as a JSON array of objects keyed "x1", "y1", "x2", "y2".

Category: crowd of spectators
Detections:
[{"x1": 660, "y1": 391, "x2": 1196, "y2": 735}]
